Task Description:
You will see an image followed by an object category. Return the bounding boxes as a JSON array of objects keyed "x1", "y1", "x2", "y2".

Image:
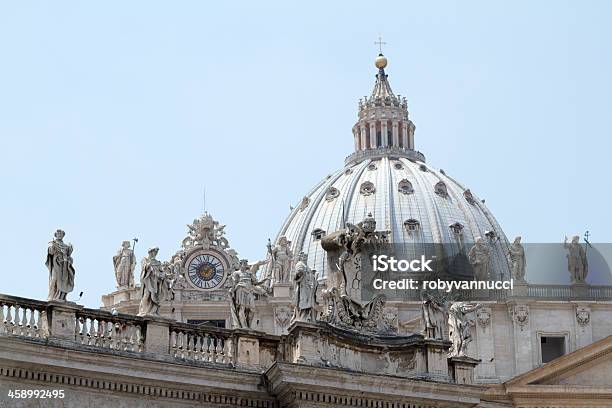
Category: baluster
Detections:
[
  {"x1": 26, "y1": 308, "x2": 34, "y2": 337},
  {"x1": 122, "y1": 323, "x2": 130, "y2": 351},
  {"x1": 136, "y1": 324, "x2": 144, "y2": 352},
  {"x1": 215, "y1": 336, "x2": 223, "y2": 363},
  {"x1": 6, "y1": 305, "x2": 14, "y2": 334},
  {"x1": 16, "y1": 305, "x2": 24, "y2": 335},
  {"x1": 193, "y1": 335, "x2": 202, "y2": 361},
  {"x1": 0, "y1": 303, "x2": 5, "y2": 334},
  {"x1": 170, "y1": 330, "x2": 177, "y2": 357},
  {"x1": 186, "y1": 334, "x2": 194, "y2": 359},
  {"x1": 177, "y1": 331, "x2": 184, "y2": 358},
  {"x1": 224, "y1": 336, "x2": 233, "y2": 364},
  {"x1": 95, "y1": 319, "x2": 103, "y2": 347},
  {"x1": 203, "y1": 333, "x2": 212, "y2": 362},
  {"x1": 75, "y1": 316, "x2": 82, "y2": 343}
]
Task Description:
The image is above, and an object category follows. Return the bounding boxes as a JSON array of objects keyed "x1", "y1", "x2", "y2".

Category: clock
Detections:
[{"x1": 186, "y1": 252, "x2": 226, "y2": 290}]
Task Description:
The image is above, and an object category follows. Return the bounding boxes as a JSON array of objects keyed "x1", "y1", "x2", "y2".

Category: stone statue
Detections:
[
  {"x1": 468, "y1": 237, "x2": 491, "y2": 281},
  {"x1": 182, "y1": 212, "x2": 229, "y2": 249},
  {"x1": 564, "y1": 235, "x2": 588, "y2": 284},
  {"x1": 267, "y1": 236, "x2": 293, "y2": 283},
  {"x1": 138, "y1": 247, "x2": 171, "y2": 316},
  {"x1": 421, "y1": 292, "x2": 447, "y2": 340},
  {"x1": 291, "y1": 253, "x2": 318, "y2": 324},
  {"x1": 46, "y1": 229, "x2": 75, "y2": 301},
  {"x1": 319, "y1": 213, "x2": 393, "y2": 334},
  {"x1": 227, "y1": 259, "x2": 270, "y2": 329},
  {"x1": 448, "y1": 302, "x2": 481, "y2": 357},
  {"x1": 507, "y1": 236, "x2": 526, "y2": 282},
  {"x1": 113, "y1": 241, "x2": 136, "y2": 288}
]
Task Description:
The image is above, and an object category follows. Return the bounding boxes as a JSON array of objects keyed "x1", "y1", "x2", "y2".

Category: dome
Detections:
[{"x1": 269, "y1": 53, "x2": 511, "y2": 281}]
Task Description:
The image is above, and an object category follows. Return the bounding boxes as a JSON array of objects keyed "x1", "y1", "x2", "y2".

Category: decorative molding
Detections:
[
  {"x1": 509, "y1": 304, "x2": 529, "y2": 330},
  {"x1": 476, "y1": 307, "x2": 491, "y2": 328},
  {"x1": 576, "y1": 306, "x2": 591, "y2": 327},
  {"x1": 274, "y1": 307, "x2": 292, "y2": 328},
  {"x1": 0, "y1": 366, "x2": 277, "y2": 407}
]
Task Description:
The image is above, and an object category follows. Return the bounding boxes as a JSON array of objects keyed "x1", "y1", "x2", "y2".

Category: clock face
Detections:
[{"x1": 187, "y1": 253, "x2": 225, "y2": 290}]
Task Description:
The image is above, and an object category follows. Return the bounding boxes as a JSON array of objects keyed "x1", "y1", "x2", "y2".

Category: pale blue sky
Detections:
[{"x1": 0, "y1": 1, "x2": 610, "y2": 307}]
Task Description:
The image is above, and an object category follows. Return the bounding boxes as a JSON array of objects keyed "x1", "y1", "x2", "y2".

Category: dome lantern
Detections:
[{"x1": 350, "y1": 52, "x2": 419, "y2": 165}]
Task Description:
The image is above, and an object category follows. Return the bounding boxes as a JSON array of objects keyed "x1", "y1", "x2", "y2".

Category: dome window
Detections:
[
  {"x1": 404, "y1": 218, "x2": 420, "y2": 232},
  {"x1": 360, "y1": 181, "x2": 376, "y2": 196},
  {"x1": 325, "y1": 187, "x2": 340, "y2": 202},
  {"x1": 485, "y1": 230, "x2": 498, "y2": 242},
  {"x1": 419, "y1": 164, "x2": 428, "y2": 172},
  {"x1": 398, "y1": 179, "x2": 414, "y2": 195},
  {"x1": 311, "y1": 228, "x2": 326, "y2": 241},
  {"x1": 393, "y1": 162, "x2": 404, "y2": 170},
  {"x1": 449, "y1": 222, "x2": 464, "y2": 235},
  {"x1": 345, "y1": 168, "x2": 353, "y2": 175},
  {"x1": 434, "y1": 181, "x2": 448, "y2": 198},
  {"x1": 367, "y1": 163, "x2": 377, "y2": 171},
  {"x1": 464, "y1": 189, "x2": 476, "y2": 205}
]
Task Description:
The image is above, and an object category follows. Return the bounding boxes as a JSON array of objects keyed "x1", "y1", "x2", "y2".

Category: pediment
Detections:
[{"x1": 506, "y1": 335, "x2": 612, "y2": 386}]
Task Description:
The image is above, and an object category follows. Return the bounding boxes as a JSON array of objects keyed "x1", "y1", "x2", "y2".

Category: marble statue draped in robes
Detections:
[
  {"x1": 113, "y1": 240, "x2": 136, "y2": 288},
  {"x1": 291, "y1": 253, "x2": 318, "y2": 324},
  {"x1": 46, "y1": 229, "x2": 75, "y2": 301},
  {"x1": 138, "y1": 247, "x2": 165, "y2": 316}
]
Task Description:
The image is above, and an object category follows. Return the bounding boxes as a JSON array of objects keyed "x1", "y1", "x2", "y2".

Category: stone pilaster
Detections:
[
  {"x1": 475, "y1": 306, "x2": 496, "y2": 380},
  {"x1": 509, "y1": 303, "x2": 533, "y2": 375},
  {"x1": 401, "y1": 123, "x2": 408, "y2": 149},
  {"x1": 574, "y1": 303, "x2": 593, "y2": 349},
  {"x1": 392, "y1": 121, "x2": 399, "y2": 146},
  {"x1": 360, "y1": 124, "x2": 366, "y2": 150}
]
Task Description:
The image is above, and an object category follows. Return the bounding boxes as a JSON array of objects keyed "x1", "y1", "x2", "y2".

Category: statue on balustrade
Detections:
[
  {"x1": 564, "y1": 235, "x2": 588, "y2": 284},
  {"x1": 227, "y1": 259, "x2": 270, "y2": 329},
  {"x1": 468, "y1": 237, "x2": 490, "y2": 281},
  {"x1": 113, "y1": 240, "x2": 136, "y2": 288},
  {"x1": 46, "y1": 229, "x2": 75, "y2": 301},
  {"x1": 291, "y1": 252, "x2": 318, "y2": 324},
  {"x1": 421, "y1": 291, "x2": 448, "y2": 340},
  {"x1": 267, "y1": 236, "x2": 293, "y2": 284},
  {"x1": 138, "y1": 247, "x2": 173, "y2": 316},
  {"x1": 507, "y1": 236, "x2": 526, "y2": 282},
  {"x1": 448, "y1": 302, "x2": 481, "y2": 357}
]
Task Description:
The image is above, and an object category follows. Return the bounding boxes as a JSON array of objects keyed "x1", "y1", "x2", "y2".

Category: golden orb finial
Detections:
[{"x1": 375, "y1": 53, "x2": 388, "y2": 69}]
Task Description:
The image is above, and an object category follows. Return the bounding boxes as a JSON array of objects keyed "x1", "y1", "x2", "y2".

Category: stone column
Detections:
[
  {"x1": 402, "y1": 123, "x2": 408, "y2": 149},
  {"x1": 360, "y1": 124, "x2": 367, "y2": 150},
  {"x1": 353, "y1": 129, "x2": 359, "y2": 150},
  {"x1": 369, "y1": 122, "x2": 377, "y2": 148},
  {"x1": 408, "y1": 122, "x2": 415, "y2": 149},
  {"x1": 509, "y1": 303, "x2": 532, "y2": 375},
  {"x1": 392, "y1": 121, "x2": 399, "y2": 147},
  {"x1": 381, "y1": 121, "x2": 388, "y2": 147},
  {"x1": 143, "y1": 315, "x2": 173, "y2": 355}
]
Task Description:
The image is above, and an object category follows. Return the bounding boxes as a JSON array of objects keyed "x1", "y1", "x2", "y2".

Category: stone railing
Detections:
[
  {"x1": 0, "y1": 295, "x2": 47, "y2": 338},
  {"x1": 169, "y1": 322, "x2": 233, "y2": 364},
  {"x1": 0, "y1": 294, "x2": 247, "y2": 368},
  {"x1": 76, "y1": 308, "x2": 144, "y2": 352},
  {"x1": 526, "y1": 284, "x2": 612, "y2": 300}
]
